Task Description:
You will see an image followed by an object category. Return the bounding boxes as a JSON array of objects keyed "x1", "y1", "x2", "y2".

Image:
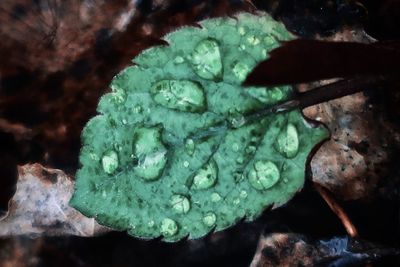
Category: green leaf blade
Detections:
[{"x1": 70, "y1": 12, "x2": 329, "y2": 242}]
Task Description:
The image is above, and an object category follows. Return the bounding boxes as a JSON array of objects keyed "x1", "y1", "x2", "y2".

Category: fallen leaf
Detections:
[
  {"x1": 0, "y1": 164, "x2": 109, "y2": 237},
  {"x1": 250, "y1": 233, "x2": 399, "y2": 267},
  {"x1": 70, "y1": 12, "x2": 328, "y2": 242}
]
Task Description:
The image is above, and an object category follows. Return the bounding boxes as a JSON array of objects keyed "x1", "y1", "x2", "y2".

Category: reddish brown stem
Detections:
[{"x1": 314, "y1": 183, "x2": 359, "y2": 238}]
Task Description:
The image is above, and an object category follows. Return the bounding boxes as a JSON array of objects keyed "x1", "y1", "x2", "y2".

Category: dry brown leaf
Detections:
[
  {"x1": 0, "y1": 164, "x2": 109, "y2": 237},
  {"x1": 304, "y1": 29, "x2": 395, "y2": 200},
  {"x1": 306, "y1": 92, "x2": 388, "y2": 200},
  {"x1": 250, "y1": 232, "x2": 399, "y2": 267}
]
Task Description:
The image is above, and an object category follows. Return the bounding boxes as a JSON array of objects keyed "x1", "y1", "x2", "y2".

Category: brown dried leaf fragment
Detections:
[
  {"x1": 0, "y1": 164, "x2": 109, "y2": 237},
  {"x1": 250, "y1": 233, "x2": 400, "y2": 267}
]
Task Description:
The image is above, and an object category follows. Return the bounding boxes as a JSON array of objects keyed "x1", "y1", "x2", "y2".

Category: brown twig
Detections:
[
  {"x1": 314, "y1": 183, "x2": 359, "y2": 238},
  {"x1": 296, "y1": 75, "x2": 390, "y2": 109}
]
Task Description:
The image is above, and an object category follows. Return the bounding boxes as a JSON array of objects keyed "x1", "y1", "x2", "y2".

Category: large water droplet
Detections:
[
  {"x1": 275, "y1": 123, "x2": 299, "y2": 158},
  {"x1": 248, "y1": 160, "x2": 280, "y2": 190},
  {"x1": 132, "y1": 127, "x2": 167, "y2": 181},
  {"x1": 161, "y1": 218, "x2": 178, "y2": 237},
  {"x1": 170, "y1": 194, "x2": 190, "y2": 214},
  {"x1": 232, "y1": 61, "x2": 251, "y2": 81},
  {"x1": 185, "y1": 138, "x2": 195, "y2": 155},
  {"x1": 211, "y1": 192, "x2": 222, "y2": 202},
  {"x1": 102, "y1": 150, "x2": 119, "y2": 174},
  {"x1": 202, "y1": 212, "x2": 217, "y2": 227},
  {"x1": 246, "y1": 34, "x2": 260, "y2": 45},
  {"x1": 190, "y1": 39, "x2": 223, "y2": 80},
  {"x1": 191, "y1": 159, "x2": 218, "y2": 190},
  {"x1": 151, "y1": 80, "x2": 206, "y2": 112}
]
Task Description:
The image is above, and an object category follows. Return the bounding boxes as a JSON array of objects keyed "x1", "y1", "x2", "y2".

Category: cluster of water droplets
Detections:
[{"x1": 94, "y1": 18, "x2": 302, "y2": 239}]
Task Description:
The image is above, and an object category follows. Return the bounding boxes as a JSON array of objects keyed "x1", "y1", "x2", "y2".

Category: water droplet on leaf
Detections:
[
  {"x1": 232, "y1": 61, "x2": 251, "y2": 81},
  {"x1": 270, "y1": 87, "x2": 285, "y2": 101},
  {"x1": 248, "y1": 160, "x2": 280, "y2": 190},
  {"x1": 174, "y1": 56, "x2": 184, "y2": 64},
  {"x1": 192, "y1": 159, "x2": 218, "y2": 190},
  {"x1": 132, "y1": 127, "x2": 167, "y2": 181},
  {"x1": 133, "y1": 106, "x2": 142, "y2": 113},
  {"x1": 170, "y1": 194, "x2": 191, "y2": 214},
  {"x1": 211, "y1": 192, "x2": 222, "y2": 202},
  {"x1": 238, "y1": 26, "x2": 247, "y2": 35},
  {"x1": 202, "y1": 212, "x2": 216, "y2": 227},
  {"x1": 229, "y1": 115, "x2": 245, "y2": 128},
  {"x1": 102, "y1": 150, "x2": 119, "y2": 174},
  {"x1": 113, "y1": 143, "x2": 122, "y2": 151},
  {"x1": 151, "y1": 80, "x2": 206, "y2": 112},
  {"x1": 232, "y1": 143, "x2": 240, "y2": 152},
  {"x1": 275, "y1": 123, "x2": 299, "y2": 158},
  {"x1": 89, "y1": 153, "x2": 99, "y2": 161},
  {"x1": 246, "y1": 35, "x2": 260, "y2": 45},
  {"x1": 264, "y1": 35, "x2": 277, "y2": 47},
  {"x1": 185, "y1": 138, "x2": 195, "y2": 155},
  {"x1": 236, "y1": 156, "x2": 244, "y2": 164},
  {"x1": 161, "y1": 218, "x2": 178, "y2": 237},
  {"x1": 190, "y1": 39, "x2": 223, "y2": 80},
  {"x1": 245, "y1": 146, "x2": 256, "y2": 154},
  {"x1": 110, "y1": 86, "x2": 126, "y2": 104}
]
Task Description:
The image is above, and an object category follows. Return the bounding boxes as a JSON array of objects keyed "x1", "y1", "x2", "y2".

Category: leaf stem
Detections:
[{"x1": 314, "y1": 183, "x2": 359, "y2": 238}]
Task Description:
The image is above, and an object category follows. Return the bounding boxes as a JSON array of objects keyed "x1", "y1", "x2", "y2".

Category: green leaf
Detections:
[{"x1": 69, "y1": 12, "x2": 329, "y2": 241}]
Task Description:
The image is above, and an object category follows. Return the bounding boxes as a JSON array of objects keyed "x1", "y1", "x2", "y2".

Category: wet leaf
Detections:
[{"x1": 70, "y1": 12, "x2": 328, "y2": 241}]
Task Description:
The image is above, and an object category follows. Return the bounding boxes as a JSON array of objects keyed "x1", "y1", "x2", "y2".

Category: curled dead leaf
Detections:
[{"x1": 0, "y1": 164, "x2": 109, "y2": 237}]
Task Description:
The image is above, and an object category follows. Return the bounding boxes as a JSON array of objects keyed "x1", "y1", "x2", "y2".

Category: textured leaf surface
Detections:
[{"x1": 70, "y1": 12, "x2": 328, "y2": 241}]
